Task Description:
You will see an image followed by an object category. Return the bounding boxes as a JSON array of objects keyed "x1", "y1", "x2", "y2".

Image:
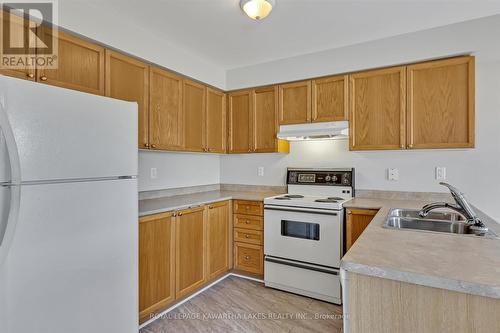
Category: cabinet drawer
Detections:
[
  {"x1": 234, "y1": 214, "x2": 263, "y2": 231},
  {"x1": 234, "y1": 228, "x2": 263, "y2": 245},
  {"x1": 233, "y1": 200, "x2": 263, "y2": 216},
  {"x1": 234, "y1": 242, "x2": 263, "y2": 275}
]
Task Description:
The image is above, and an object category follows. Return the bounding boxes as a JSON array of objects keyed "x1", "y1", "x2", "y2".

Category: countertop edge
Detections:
[
  {"x1": 340, "y1": 260, "x2": 500, "y2": 299},
  {"x1": 139, "y1": 195, "x2": 234, "y2": 217}
]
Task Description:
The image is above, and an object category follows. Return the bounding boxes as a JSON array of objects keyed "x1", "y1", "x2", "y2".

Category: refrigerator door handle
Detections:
[{"x1": 0, "y1": 98, "x2": 22, "y2": 266}]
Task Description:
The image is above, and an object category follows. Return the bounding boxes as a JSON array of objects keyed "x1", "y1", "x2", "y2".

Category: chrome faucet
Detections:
[{"x1": 419, "y1": 182, "x2": 488, "y2": 233}]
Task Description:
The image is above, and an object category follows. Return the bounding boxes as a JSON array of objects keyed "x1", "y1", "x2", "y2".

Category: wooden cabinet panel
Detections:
[
  {"x1": 407, "y1": 56, "x2": 475, "y2": 149},
  {"x1": 228, "y1": 90, "x2": 252, "y2": 153},
  {"x1": 234, "y1": 214, "x2": 263, "y2": 231},
  {"x1": 175, "y1": 206, "x2": 206, "y2": 298},
  {"x1": 349, "y1": 66, "x2": 406, "y2": 150},
  {"x1": 233, "y1": 200, "x2": 263, "y2": 216},
  {"x1": 206, "y1": 201, "x2": 230, "y2": 280},
  {"x1": 253, "y1": 86, "x2": 278, "y2": 152},
  {"x1": 346, "y1": 208, "x2": 378, "y2": 251},
  {"x1": 312, "y1": 75, "x2": 348, "y2": 122},
  {"x1": 0, "y1": 11, "x2": 36, "y2": 80},
  {"x1": 139, "y1": 212, "x2": 175, "y2": 322},
  {"x1": 234, "y1": 228, "x2": 263, "y2": 246},
  {"x1": 149, "y1": 67, "x2": 183, "y2": 150},
  {"x1": 38, "y1": 29, "x2": 104, "y2": 95},
  {"x1": 183, "y1": 80, "x2": 206, "y2": 152},
  {"x1": 234, "y1": 242, "x2": 263, "y2": 275},
  {"x1": 206, "y1": 88, "x2": 226, "y2": 153},
  {"x1": 105, "y1": 50, "x2": 149, "y2": 149},
  {"x1": 279, "y1": 80, "x2": 311, "y2": 125}
]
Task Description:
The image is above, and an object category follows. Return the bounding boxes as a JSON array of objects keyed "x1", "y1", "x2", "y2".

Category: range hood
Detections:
[{"x1": 277, "y1": 121, "x2": 349, "y2": 141}]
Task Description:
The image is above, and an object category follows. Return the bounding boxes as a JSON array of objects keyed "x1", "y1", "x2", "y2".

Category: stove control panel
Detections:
[{"x1": 287, "y1": 169, "x2": 354, "y2": 186}]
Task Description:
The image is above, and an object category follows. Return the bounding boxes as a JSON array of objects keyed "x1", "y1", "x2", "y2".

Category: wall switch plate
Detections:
[
  {"x1": 258, "y1": 167, "x2": 265, "y2": 177},
  {"x1": 150, "y1": 167, "x2": 157, "y2": 179},
  {"x1": 387, "y1": 168, "x2": 399, "y2": 181},
  {"x1": 435, "y1": 167, "x2": 446, "y2": 180}
]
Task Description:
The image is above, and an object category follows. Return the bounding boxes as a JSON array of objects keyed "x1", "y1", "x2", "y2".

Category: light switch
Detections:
[
  {"x1": 387, "y1": 168, "x2": 399, "y2": 181},
  {"x1": 435, "y1": 167, "x2": 446, "y2": 180},
  {"x1": 150, "y1": 167, "x2": 157, "y2": 179},
  {"x1": 258, "y1": 167, "x2": 265, "y2": 177}
]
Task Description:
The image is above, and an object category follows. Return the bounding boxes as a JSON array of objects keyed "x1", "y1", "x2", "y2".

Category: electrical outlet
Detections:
[
  {"x1": 150, "y1": 167, "x2": 157, "y2": 179},
  {"x1": 258, "y1": 167, "x2": 265, "y2": 177},
  {"x1": 387, "y1": 168, "x2": 399, "y2": 181},
  {"x1": 435, "y1": 167, "x2": 446, "y2": 180}
]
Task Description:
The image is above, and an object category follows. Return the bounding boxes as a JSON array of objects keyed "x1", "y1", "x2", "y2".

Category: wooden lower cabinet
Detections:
[
  {"x1": 232, "y1": 200, "x2": 264, "y2": 276},
  {"x1": 206, "y1": 201, "x2": 230, "y2": 280},
  {"x1": 139, "y1": 212, "x2": 176, "y2": 322},
  {"x1": 175, "y1": 206, "x2": 207, "y2": 298},
  {"x1": 346, "y1": 208, "x2": 379, "y2": 251}
]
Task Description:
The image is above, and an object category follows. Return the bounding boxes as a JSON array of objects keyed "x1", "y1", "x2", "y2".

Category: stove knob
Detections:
[
  {"x1": 325, "y1": 175, "x2": 331, "y2": 181},
  {"x1": 332, "y1": 175, "x2": 338, "y2": 182}
]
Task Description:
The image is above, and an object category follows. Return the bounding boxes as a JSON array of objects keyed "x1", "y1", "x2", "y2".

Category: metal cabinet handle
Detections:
[
  {"x1": 408, "y1": 144, "x2": 414, "y2": 148},
  {"x1": 245, "y1": 220, "x2": 250, "y2": 224},
  {"x1": 40, "y1": 76, "x2": 47, "y2": 81},
  {"x1": 178, "y1": 212, "x2": 183, "y2": 216},
  {"x1": 245, "y1": 234, "x2": 250, "y2": 238},
  {"x1": 144, "y1": 143, "x2": 150, "y2": 148},
  {"x1": 244, "y1": 256, "x2": 250, "y2": 260},
  {"x1": 151, "y1": 144, "x2": 157, "y2": 148},
  {"x1": 208, "y1": 205, "x2": 213, "y2": 209},
  {"x1": 27, "y1": 73, "x2": 34, "y2": 78}
]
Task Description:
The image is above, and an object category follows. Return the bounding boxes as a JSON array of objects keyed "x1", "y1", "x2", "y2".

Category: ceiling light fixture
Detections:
[{"x1": 240, "y1": 0, "x2": 275, "y2": 20}]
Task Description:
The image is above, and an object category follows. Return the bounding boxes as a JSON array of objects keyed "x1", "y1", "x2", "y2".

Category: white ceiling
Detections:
[{"x1": 62, "y1": 0, "x2": 500, "y2": 70}]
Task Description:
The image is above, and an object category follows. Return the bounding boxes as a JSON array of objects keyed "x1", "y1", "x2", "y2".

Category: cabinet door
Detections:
[
  {"x1": 38, "y1": 28, "x2": 105, "y2": 95},
  {"x1": 206, "y1": 88, "x2": 226, "y2": 153},
  {"x1": 407, "y1": 56, "x2": 475, "y2": 149},
  {"x1": 278, "y1": 80, "x2": 311, "y2": 125},
  {"x1": 253, "y1": 86, "x2": 278, "y2": 152},
  {"x1": 105, "y1": 50, "x2": 149, "y2": 149},
  {"x1": 349, "y1": 67, "x2": 406, "y2": 150},
  {"x1": 0, "y1": 11, "x2": 36, "y2": 80},
  {"x1": 139, "y1": 212, "x2": 175, "y2": 322},
  {"x1": 183, "y1": 80, "x2": 206, "y2": 152},
  {"x1": 206, "y1": 201, "x2": 230, "y2": 280},
  {"x1": 149, "y1": 67, "x2": 183, "y2": 150},
  {"x1": 346, "y1": 208, "x2": 378, "y2": 251},
  {"x1": 228, "y1": 90, "x2": 253, "y2": 153},
  {"x1": 175, "y1": 206, "x2": 206, "y2": 298},
  {"x1": 234, "y1": 242, "x2": 263, "y2": 275},
  {"x1": 312, "y1": 75, "x2": 348, "y2": 122}
]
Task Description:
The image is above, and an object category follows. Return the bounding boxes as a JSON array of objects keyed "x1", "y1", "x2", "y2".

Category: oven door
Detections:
[{"x1": 264, "y1": 205, "x2": 343, "y2": 268}]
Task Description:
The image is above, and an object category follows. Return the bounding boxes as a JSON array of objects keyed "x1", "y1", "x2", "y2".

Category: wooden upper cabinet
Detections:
[
  {"x1": 206, "y1": 201, "x2": 230, "y2": 280},
  {"x1": 183, "y1": 80, "x2": 206, "y2": 152},
  {"x1": 38, "y1": 29, "x2": 104, "y2": 95},
  {"x1": 228, "y1": 90, "x2": 253, "y2": 153},
  {"x1": 407, "y1": 56, "x2": 475, "y2": 149},
  {"x1": 205, "y1": 88, "x2": 226, "y2": 153},
  {"x1": 139, "y1": 212, "x2": 176, "y2": 322},
  {"x1": 149, "y1": 67, "x2": 183, "y2": 150},
  {"x1": 175, "y1": 206, "x2": 206, "y2": 299},
  {"x1": 349, "y1": 66, "x2": 406, "y2": 150},
  {"x1": 279, "y1": 80, "x2": 311, "y2": 125},
  {"x1": 105, "y1": 50, "x2": 149, "y2": 149},
  {"x1": 0, "y1": 11, "x2": 36, "y2": 80},
  {"x1": 312, "y1": 75, "x2": 348, "y2": 122},
  {"x1": 253, "y1": 86, "x2": 278, "y2": 152}
]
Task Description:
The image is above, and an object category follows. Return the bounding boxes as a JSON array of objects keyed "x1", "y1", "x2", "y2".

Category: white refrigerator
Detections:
[{"x1": 0, "y1": 76, "x2": 139, "y2": 333}]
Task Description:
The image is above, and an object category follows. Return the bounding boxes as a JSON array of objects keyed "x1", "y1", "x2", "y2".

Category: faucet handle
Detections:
[{"x1": 439, "y1": 182, "x2": 463, "y2": 195}]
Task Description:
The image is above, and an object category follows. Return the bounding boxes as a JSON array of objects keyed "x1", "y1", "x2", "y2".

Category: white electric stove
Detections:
[{"x1": 263, "y1": 168, "x2": 354, "y2": 304}]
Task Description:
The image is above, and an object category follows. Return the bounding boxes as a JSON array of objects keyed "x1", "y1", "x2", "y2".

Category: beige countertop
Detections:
[
  {"x1": 341, "y1": 198, "x2": 500, "y2": 299},
  {"x1": 139, "y1": 190, "x2": 282, "y2": 217}
]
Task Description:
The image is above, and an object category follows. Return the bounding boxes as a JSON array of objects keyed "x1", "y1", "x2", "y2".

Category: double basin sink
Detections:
[{"x1": 384, "y1": 209, "x2": 497, "y2": 239}]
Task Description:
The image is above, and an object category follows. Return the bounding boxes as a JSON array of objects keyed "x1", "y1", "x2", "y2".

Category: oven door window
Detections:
[{"x1": 281, "y1": 220, "x2": 320, "y2": 241}]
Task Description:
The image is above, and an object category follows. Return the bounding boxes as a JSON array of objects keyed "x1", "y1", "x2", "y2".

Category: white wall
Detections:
[
  {"x1": 138, "y1": 151, "x2": 220, "y2": 192},
  {"x1": 58, "y1": 1, "x2": 226, "y2": 89},
  {"x1": 221, "y1": 15, "x2": 500, "y2": 221}
]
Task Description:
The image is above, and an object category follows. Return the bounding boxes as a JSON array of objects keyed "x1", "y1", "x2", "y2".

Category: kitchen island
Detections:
[{"x1": 341, "y1": 197, "x2": 500, "y2": 333}]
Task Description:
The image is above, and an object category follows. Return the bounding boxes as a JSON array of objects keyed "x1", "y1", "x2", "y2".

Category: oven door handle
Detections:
[
  {"x1": 264, "y1": 205, "x2": 338, "y2": 216},
  {"x1": 265, "y1": 256, "x2": 339, "y2": 275}
]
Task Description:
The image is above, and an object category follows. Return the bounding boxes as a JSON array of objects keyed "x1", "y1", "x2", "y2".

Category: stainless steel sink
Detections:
[
  {"x1": 384, "y1": 209, "x2": 497, "y2": 238},
  {"x1": 388, "y1": 208, "x2": 465, "y2": 221}
]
